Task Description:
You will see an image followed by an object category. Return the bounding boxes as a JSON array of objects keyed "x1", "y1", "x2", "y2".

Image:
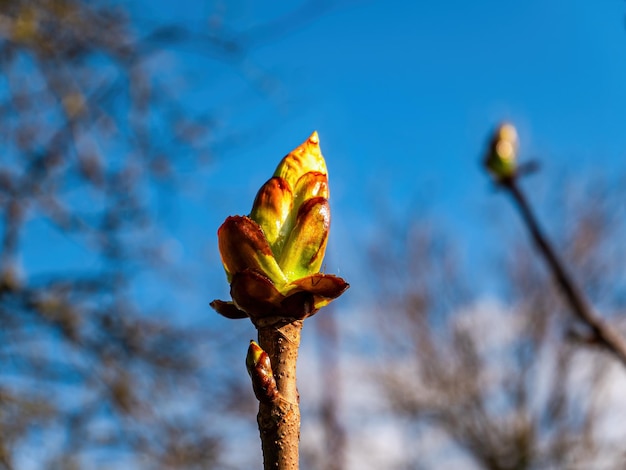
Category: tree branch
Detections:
[
  {"x1": 502, "y1": 178, "x2": 626, "y2": 366},
  {"x1": 256, "y1": 319, "x2": 303, "y2": 469}
]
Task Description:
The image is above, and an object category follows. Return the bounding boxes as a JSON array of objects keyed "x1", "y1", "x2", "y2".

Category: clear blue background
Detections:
[
  {"x1": 29, "y1": 1, "x2": 626, "y2": 325},
  {"x1": 166, "y1": 0, "x2": 626, "y2": 319}
]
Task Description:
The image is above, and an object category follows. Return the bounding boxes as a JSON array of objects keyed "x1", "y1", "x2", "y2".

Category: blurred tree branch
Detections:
[
  {"x1": 503, "y1": 178, "x2": 626, "y2": 366},
  {"x1": 483, "y1": 124, "x2": 626, "y2": 365},
  {"x1": 368, "y1": 181, "x2": 626, "y2": 468},
  {"x1": 0, "y1": 0, "x2": 323, "y2": 468}
]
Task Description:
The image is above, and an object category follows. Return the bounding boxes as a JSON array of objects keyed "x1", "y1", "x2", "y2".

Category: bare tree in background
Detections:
[
  {"x1": 300, "y1": 310, "x2": 347, "y2": 470},
  {"x1": 0, "y1": 0, "x2": 301, "y2": 467},
  {"x1": 369, "y1": 178, "x2": 626, "y2": 469}
]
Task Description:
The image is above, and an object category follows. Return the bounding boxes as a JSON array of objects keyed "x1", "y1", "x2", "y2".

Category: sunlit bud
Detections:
[
  {"x1": 211, "y1": 132, "x2": 349, "y2": 323},
  {"x1": 246, "y1": 340, "x2": 278, "y2": 403},
  {"x1": 484, "y1": 123, "x2": 519, "y2": 181},
  {"x1": 249, "y1": 132, "x2": 331, "y2": 275},
  {"x1": 250, "y1": 177, "x2": 293, "y2": 255},
  {"x1": 217, "y1": 215, "x2": 287, "y2": 286},
  {"x1": 278, "y1": 197, "x2": 329, "y2": 280},
  {"x1": 273, "y1": 131, "x2": 327, "y2": 189}
]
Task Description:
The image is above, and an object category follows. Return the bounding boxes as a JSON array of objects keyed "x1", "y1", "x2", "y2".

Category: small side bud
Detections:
[
  {"x1": 246, "y1": 340, "x2": 278, "y2": 403},
  {"x1": 484, "y1": 123, "x2": 519, "y2": 182}
]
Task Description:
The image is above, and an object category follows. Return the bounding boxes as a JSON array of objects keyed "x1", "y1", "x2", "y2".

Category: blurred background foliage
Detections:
[
  {"x1": 365, "y1": 180, "x2": 626, "y2": 469},
  {"x1": 1, "y1": 1, "x2": 626, "y2": 469},
  {"x1": 0, "y1": 0, "x2": 257, "y2": 467}
]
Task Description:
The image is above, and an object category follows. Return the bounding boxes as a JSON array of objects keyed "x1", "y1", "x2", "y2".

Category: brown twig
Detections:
[
  {"x1": 256, "y1": 319, "x2": 303, "y2": 469},
  {"x1": 501, "y1": 178, "x2": 626, "y2": 366}
]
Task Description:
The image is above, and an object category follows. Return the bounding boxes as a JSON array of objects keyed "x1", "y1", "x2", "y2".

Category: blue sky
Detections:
[
  {"x1": 169, "y1": 1, "x2": 626, "y2": 313},
  {"x1": 23, "y1": 1, "x2": 626, "y2": 319}
]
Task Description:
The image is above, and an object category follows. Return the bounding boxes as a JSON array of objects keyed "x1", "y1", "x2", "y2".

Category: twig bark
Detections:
[
  {"x1": 502, "y1": 178, "x2": 626, "y2": 366},
  {"x1": 256, "y1": 319, "x2": 303, "y2": 469}
]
